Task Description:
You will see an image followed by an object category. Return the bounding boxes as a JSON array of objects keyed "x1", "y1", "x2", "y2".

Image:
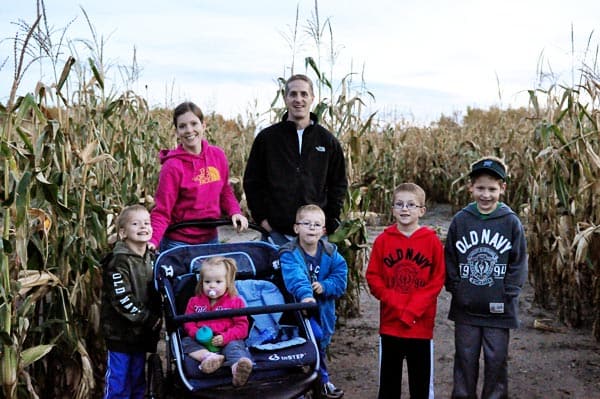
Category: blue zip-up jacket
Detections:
[
  {"x1": 445, "y1": 202, "x2": 528, "y2": 329},
  {"x1": 279, "y1": 238, "x2": 348, "y2": 348}
]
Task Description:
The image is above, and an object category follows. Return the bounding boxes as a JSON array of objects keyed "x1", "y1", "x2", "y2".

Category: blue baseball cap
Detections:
[{"x1": 469, "y1": 158, "x2": 506, "y2": 180}]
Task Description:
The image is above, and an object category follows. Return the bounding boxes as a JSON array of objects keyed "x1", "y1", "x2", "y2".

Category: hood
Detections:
[
  {"x1": 158, "y1": 140, "x2": 209, "y2": 164},
  {"x1": 112, "y1": 240, "x2": 139, "y2": 256},
  {"x1": 383, "y1": 224, "x2": 439, "y2": 240},
  {"x1": 279, "y1": 237, "x2": 337, "y2": 257},
  {"x1": 462, "y1": 202, "x2": 514, "y2": 220}
]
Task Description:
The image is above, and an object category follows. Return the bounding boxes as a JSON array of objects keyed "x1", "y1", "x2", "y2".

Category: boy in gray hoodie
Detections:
[{"x1": 445, "y1": 157, "x2": 528, "y2": 399}]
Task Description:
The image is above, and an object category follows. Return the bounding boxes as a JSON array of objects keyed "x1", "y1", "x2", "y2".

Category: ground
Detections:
[
  {"x1": 218, "y1": 205, "x2": 600, "y2": 399},
  {"x1": 326, "y1": 204, "x2": 600, "y2": 399}
]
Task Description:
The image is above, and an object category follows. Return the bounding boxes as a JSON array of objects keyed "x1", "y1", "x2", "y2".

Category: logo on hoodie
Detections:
[
  {"x1": 459, "y1": 247, "x2": 507, "y2": 286},
  {"x1": 193, "y1": 166, "x2": 221, "y2": 185}
]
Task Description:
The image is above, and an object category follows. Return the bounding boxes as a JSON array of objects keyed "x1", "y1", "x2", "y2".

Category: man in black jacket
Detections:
[{"x1": 243, "y1": 74, "x2": 348, "y2": 246}]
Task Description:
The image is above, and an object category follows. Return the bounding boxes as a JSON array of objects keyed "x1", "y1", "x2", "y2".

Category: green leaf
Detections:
[
  {"x1": 89, "y1": 58, "x2": 104, "y2": 90},
  {"x1": 16, "y1": 171, "x2": 32, "y2": 227},
  {"x1": 20, "y1": 344, "x2": 54, "y2": 368}
]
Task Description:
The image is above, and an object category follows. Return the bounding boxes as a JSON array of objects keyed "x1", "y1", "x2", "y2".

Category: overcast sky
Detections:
[{"x1": 2, "y1": 0, "x2": 599, "y2": 125}]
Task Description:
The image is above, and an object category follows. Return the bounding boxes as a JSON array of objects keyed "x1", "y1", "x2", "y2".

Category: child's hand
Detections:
[
  {"x1": 301, "y1": 297, "x2": 316, "y2": 303},
  {"x1": 212, "y1": 334, "x2": 224, "y2": 347},
  {"x1": 311, "y1": 281, "x2": 323, "y2": 295},
  {"x1": 147, "y1": 242, "x2": 157, "y2": 252}
]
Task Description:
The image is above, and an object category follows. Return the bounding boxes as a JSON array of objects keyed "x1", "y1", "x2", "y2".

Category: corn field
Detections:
[{"x1": 1, "y1": 3, "x2": 599, "y2": 399}]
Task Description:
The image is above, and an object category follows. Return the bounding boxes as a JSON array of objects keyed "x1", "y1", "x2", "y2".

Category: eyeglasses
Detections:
[
  {"x1": 392, "y1": 202, "x2": 423, "y2": 210},
  {"x1": 295, "y1": 221, "x2": 324, "y2": 229}
]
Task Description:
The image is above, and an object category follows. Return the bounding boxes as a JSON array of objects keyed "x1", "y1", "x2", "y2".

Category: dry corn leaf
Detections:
[{"x1": 533, "y1": 318, "x2": 565, "y2": 333}]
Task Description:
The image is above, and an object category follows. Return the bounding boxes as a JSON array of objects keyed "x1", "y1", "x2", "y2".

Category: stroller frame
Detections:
[{"x1": 147, "y1": 219, "x2": 325, "y2": 399}]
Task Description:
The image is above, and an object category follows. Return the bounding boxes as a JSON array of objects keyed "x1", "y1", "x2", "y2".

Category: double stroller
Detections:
[{"x1": 147, "y1": 220, "x2": 324, "y2": 398}]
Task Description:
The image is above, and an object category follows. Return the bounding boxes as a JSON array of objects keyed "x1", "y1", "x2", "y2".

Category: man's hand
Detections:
[{"x1": 260, "y1": 219, "x2": 273, "y2": 232}]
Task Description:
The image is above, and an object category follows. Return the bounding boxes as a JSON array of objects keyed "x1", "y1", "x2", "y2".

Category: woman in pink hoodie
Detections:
[{"x1": 149, "y1": 102, "x2": 248, "y2": 251}]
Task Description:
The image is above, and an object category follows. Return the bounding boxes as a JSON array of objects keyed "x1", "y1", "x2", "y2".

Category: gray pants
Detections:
[{"x1": 452, "y1": 323, "x2": 509, "y2": 399}]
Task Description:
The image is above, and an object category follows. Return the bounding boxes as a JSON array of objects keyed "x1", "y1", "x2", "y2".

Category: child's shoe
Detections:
[
  {"x1": 322, "y1": 381, "x2": 344, "y2": 398},
  {"x1": 199, "y1": 352, "x2": 224, "y2": 374},
  {"x1": 232, "y1": 357, "x2": 253, "y2": 387}
]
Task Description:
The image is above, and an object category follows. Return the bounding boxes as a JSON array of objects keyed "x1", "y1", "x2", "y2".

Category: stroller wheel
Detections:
[{"x1": 147, "y1": 353, "x2": 164, "y2": 399}]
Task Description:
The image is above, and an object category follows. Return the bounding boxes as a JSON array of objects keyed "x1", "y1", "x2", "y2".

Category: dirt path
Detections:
[{"x1": 327, "y1": 204, "x2": 600, "y2": 399}]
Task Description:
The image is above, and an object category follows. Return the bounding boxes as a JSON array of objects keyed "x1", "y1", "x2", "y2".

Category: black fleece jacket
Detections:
[{"x1": 243, "y1": 112, "x2": 347, "y2": 235}]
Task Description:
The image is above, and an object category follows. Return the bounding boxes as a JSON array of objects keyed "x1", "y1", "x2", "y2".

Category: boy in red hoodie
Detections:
[{"x1": 366, "y1": 183, "x2": 445, "y2": 399}]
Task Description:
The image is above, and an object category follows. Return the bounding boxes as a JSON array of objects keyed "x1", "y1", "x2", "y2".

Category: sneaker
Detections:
[
  {"x1": 322, "y1": 382, "x2": 344, "y2": 399},
  {"x1": 231, "y1": 357, "x2": 253, "y2": 387}
]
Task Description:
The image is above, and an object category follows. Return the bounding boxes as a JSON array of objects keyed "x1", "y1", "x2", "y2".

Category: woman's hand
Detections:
[{"x1": 231, "y1": 214, "x2": 248, "y2": 232}]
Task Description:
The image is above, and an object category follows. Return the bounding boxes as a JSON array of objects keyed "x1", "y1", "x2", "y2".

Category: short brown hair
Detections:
[
  {"x1": 197, "y1": 256, "x2": 239, "y2": 297},
  {"x1": 393, "y1": 183, "x2": 426, "y2": 206},
  {"x1": 173, "y1": 101, "x2": 204, "y2": 127},
  {"x1": 285, "y1": 74, "x2": 314, "y2": 96}
]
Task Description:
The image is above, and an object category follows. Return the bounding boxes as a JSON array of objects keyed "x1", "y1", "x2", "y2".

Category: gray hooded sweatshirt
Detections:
[{"x1": 445, "y1": 202, "x2": 528, "y2": 329}]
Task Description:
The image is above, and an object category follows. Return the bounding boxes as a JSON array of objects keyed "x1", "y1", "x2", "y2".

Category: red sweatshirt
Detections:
[{"x1": 366, "y1": 224, "x2": 445, "y2": 339}]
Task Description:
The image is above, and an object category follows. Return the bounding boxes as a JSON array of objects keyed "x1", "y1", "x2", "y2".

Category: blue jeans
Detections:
[
  {"x1": 104, "y1": 350, "x2": 146, "y2": 399},
  {"x1": 309, "y1": 317, "x2": 330, "y2": 384}
]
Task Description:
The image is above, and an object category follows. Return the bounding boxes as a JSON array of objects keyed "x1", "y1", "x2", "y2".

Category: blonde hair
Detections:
[
  {"x1": 197, "y1": 256, "x2": 239, "y2": 297},
  {"x1": 116, "y1": 204, "x2": 149, "y2": 240},
  {"x1": 392, "y1": 183, "x2": 426, "y2": 206},
  {"x1": 295, "y1": 204, "x2": 325, "y2": 222}
]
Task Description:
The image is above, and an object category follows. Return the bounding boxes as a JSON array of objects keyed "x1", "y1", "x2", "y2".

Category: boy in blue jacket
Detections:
[
  {"x1": 445, "y1": 157, "x2": 528, "y2": 399},
  {"x1": 280, "y1": 204, "x2": 348, "y2": 399}
]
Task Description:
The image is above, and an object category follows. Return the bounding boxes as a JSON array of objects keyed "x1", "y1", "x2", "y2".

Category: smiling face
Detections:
[
  {"x1": 119, "y1": 209, "x2": 152, "y2": 244},
  {"x1": 202, "y1": 263, "x2": 228, "y2": 301},
  {"x1": 284, "y1": 79, "x2": 314, "y2": 127},
  {"x1": 469, "y1": 174, "x2": 506, "y2": 214},
  {"x1": 391, "y1": 191, "x2": 425, "y2": 234},
  {"x1": 175, "y1": 111, "x2": 205, "y2": 154}
]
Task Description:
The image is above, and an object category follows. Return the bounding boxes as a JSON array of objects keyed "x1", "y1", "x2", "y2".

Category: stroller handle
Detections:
[
  {"x1": 173, "y1": 302, "x2": 318, "y2": 324},
  {"x1": 165, "y1": 218, "x2": 269, "y2": 236}
]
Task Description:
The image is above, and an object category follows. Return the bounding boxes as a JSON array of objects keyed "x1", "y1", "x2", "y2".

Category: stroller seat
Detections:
[{"x1": 153, "y1": 238, "x2": 321, "y2": 398}]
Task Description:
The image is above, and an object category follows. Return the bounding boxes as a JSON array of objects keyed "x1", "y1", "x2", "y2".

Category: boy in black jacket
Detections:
[
  {"x1": 101, "y1": 204, "x2": 162, "y2": 399},
  {"x1": 445, "y1": 157, "x2": 528, "y2": 399}
]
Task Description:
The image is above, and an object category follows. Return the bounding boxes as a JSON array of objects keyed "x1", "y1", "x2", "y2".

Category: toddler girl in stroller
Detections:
[{"x1": 182, "y1": 256, "x2": 253, "y2": 387}]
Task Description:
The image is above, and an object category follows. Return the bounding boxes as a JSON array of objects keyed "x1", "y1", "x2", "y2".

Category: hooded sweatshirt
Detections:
[
  {"x1": 279, "y1": 238, "x2": 348, "y2": 348},
  {"x1": 150, "y1": 141, "x2": 241, "y2": 247},
  {"x1": 445, "y1": 202, "x2": 528, "y2": 329},
  {"x1": 366, "y1": 225, "x2": 445, "y2": 339},
  {"x1": 101, "y1": 241, "x2": 161, "y2": 353},
  {"x1": 183, "y1": 293, "x2": 249, "y2": 346}
]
